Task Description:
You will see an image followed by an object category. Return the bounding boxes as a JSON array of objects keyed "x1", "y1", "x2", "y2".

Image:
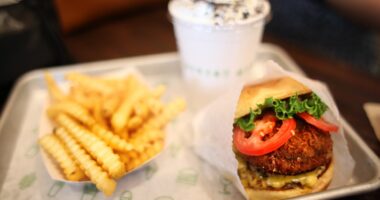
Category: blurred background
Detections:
[{"x1": 0, "y1": 0, "x2": 379, "y2": 104}]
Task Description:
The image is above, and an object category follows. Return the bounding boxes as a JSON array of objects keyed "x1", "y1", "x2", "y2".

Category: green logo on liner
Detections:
[
  {"x1": 144, "y1": 162, "x2": 158, "y2": 180},
  {"x1": 156, "y1": 82, "x2": 168, "y2": 87},
  {"x1": 19, "y1": 172, "x2": 36, "y2": 190},
  {"x1": 154, "y1": 195, "x2": 174, "y2": 200},
  {"x1": 223, "y1": 70, "x2": 229, "y2": 76},
  {"x1": 47, "y1": 181, "x2": 65, "y2": 197},
  {"x1": 170, "y1": 117, "x2": 178, "y2": 125},
  {"x1": 176, "y1": 168, "x2": 198, "y2": 186},
  {"x1": 81, "y1": 184, "x2": 98, "y2": 200},
  {"x1": 119, "y1": 190, "x2": 132, "y2": 200},
  {"x1": 25, "y1": 142, "x2": 39, "y2": 158},
  {"x1": 219, "y1": 177, "x2": 232, "y2": 195},
  {"x1": 32, "y1": 127, "x2": 39, "y2": 135},
  {"x1": 236, "y1": 69, "x2": 243, "y2": 76},
  {"x1": 169, "y1": 143, "x2": 181, "y2": 158}
]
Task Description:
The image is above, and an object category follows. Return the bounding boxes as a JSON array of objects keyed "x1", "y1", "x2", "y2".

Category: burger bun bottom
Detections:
[{"x1": 244, "y1": 160, "x2": 334, "y2": 200}]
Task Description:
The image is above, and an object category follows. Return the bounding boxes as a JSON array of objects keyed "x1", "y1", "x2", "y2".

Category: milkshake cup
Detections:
[{"x1": 169, "y1": 0, "x2": 270, "y2": 102}]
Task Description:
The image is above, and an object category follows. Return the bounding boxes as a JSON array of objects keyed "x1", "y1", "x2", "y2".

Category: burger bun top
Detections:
[{"x1": 235, "y1": 77, "x2": 311, "y2": 119}]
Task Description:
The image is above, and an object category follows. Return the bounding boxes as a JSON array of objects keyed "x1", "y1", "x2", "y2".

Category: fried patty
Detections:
[{"x1": 243, "y1": 118, "x2": 332, "y2": 175}]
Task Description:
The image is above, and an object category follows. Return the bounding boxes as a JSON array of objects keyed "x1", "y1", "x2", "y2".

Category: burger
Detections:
[{"x1": 233, "y1": 77, "x2": 338, "y2": 200}]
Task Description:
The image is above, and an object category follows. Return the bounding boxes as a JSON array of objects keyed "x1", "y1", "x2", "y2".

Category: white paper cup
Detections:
[{"x1": 169, "y1": 1, "x2": 270, "y2": 97}]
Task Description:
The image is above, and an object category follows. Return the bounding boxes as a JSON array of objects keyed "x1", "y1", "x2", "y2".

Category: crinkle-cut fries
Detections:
[{"x1": 40, "y1": 72, "x2": 186, "y2": 196}]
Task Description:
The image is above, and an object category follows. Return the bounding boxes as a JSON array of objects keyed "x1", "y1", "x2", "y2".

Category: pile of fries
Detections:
[{"x1": 39, "y1": 72, "x2": 186, "y2": 196}]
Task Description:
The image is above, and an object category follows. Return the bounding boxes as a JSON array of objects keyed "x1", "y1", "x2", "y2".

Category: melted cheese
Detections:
[{"x1": 265, "y1": 167, "x2": 323, "y2": 189}]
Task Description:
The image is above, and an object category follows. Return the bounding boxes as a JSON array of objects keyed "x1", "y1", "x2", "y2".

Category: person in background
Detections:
[
  {"x1": 0, "y1": 0, "x2": 70, "y2": 107},
  {"x1": 266, "y1": 0, "x2": 380, "y2": 76}
]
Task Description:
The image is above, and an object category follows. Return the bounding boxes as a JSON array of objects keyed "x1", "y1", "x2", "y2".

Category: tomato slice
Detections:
[
  {"x1": 297, "y1": 112, "x2": 338, "y2": 132},
  {"x1": 233, "y1": 115, "x2": 296, "y2": 156}
]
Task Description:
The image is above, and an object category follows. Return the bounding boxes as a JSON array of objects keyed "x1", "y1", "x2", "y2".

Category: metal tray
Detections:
[{"x1": 0, "y1": 43, "x2": 379, "y2": 199}]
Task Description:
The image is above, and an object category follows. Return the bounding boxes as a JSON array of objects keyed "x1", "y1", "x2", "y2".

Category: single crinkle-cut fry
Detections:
[
  {"x1": 39, "y1": 134, "x2": 86, "y2": 181},
  {"x1": 111, "y1": 81, "x2": 165, "y2": 133},
  {"x1": 117, "y1": 151, "x2": 142, "y2": 172},
  {"x1": 123, "y1": 139, "x2": 164, "y2": 172},
  {"x1": 145, "y1": 98, "x2": 164, "y2": 115},
  {"x1": 117, "y1": 152, "x2": 130, "y2": 164},
  {"x1": 54, "y1": 128, "x2": 116, "y2": 196},
  {"x1": 129, "y1": 98, "x2": 185, "y2": 152},
  {"x1": 130, "y1": 98, "x2": 185, "y2": 152},
  {"x1": 102, "y1": 94, "x2": 122, "y2": 118},
  {"x1": 44, "y1": 72, "x2": 67, "y2": 102},
  {"x1": 65, "y1": 72, "x2": 113, "y2": 95},
  {"x1": 98, "y1": 77, "x2": 129, "y2": 93},
  {"x1": 68, "y1": 86, "x2": 94, "y2": 110},
  {"x1": 111, "y1": 89, "x2": 146, "y2": 134},
  {"x1": 93, "y1": 98, "x2": 108, "y2": 128},
  {"x1": 91, "y1": 124, "x2": 133, "y2": 152},
  {"x1": 150, "y1": 139, "x2": 164, "y2": 156},
  {"x1": 133, "y1": 101, "x2": 150, "y2": 120},
  {"x1": 151, "y1": 84, "x2": 166, "y2": 99},
  {"x1": 135, "y1": 85, "x2": 165, "y2": 116},
  {"x1": 142, "y1": 97, "x2": 185, "y2": 130},
  {"x1": 124, "y1": 74, "x2": 148, "y2": 93},
  {"x1": 127, "y1": 116, "x2": 143, "y2": 131},
  {"x1": 55, "y1": 114, "x2": 125, "y2": 179},
  {"x1": 129, "y1": 130, "x2": 165, "y2": 152},
  {"x1": 47, "y1": 101, "x2": 96, "y2": 127},
  {"x1": 110, "y1": 75, "x2": 152, "y2": 133}
]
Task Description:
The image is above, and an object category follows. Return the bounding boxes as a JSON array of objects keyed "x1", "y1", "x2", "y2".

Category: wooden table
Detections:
[{"x1": 63, "y1": 3, "x2": 380, "y2": 199}]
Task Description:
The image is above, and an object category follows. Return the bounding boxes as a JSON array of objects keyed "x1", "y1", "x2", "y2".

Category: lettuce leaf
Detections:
[{"x1": 234, "y1": 93, "x2": 327, "y2": 132}]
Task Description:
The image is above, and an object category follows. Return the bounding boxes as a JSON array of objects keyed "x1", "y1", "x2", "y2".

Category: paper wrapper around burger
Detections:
[{"x1": 193, "y1": 60, "x2": 355, "y2": 199}]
